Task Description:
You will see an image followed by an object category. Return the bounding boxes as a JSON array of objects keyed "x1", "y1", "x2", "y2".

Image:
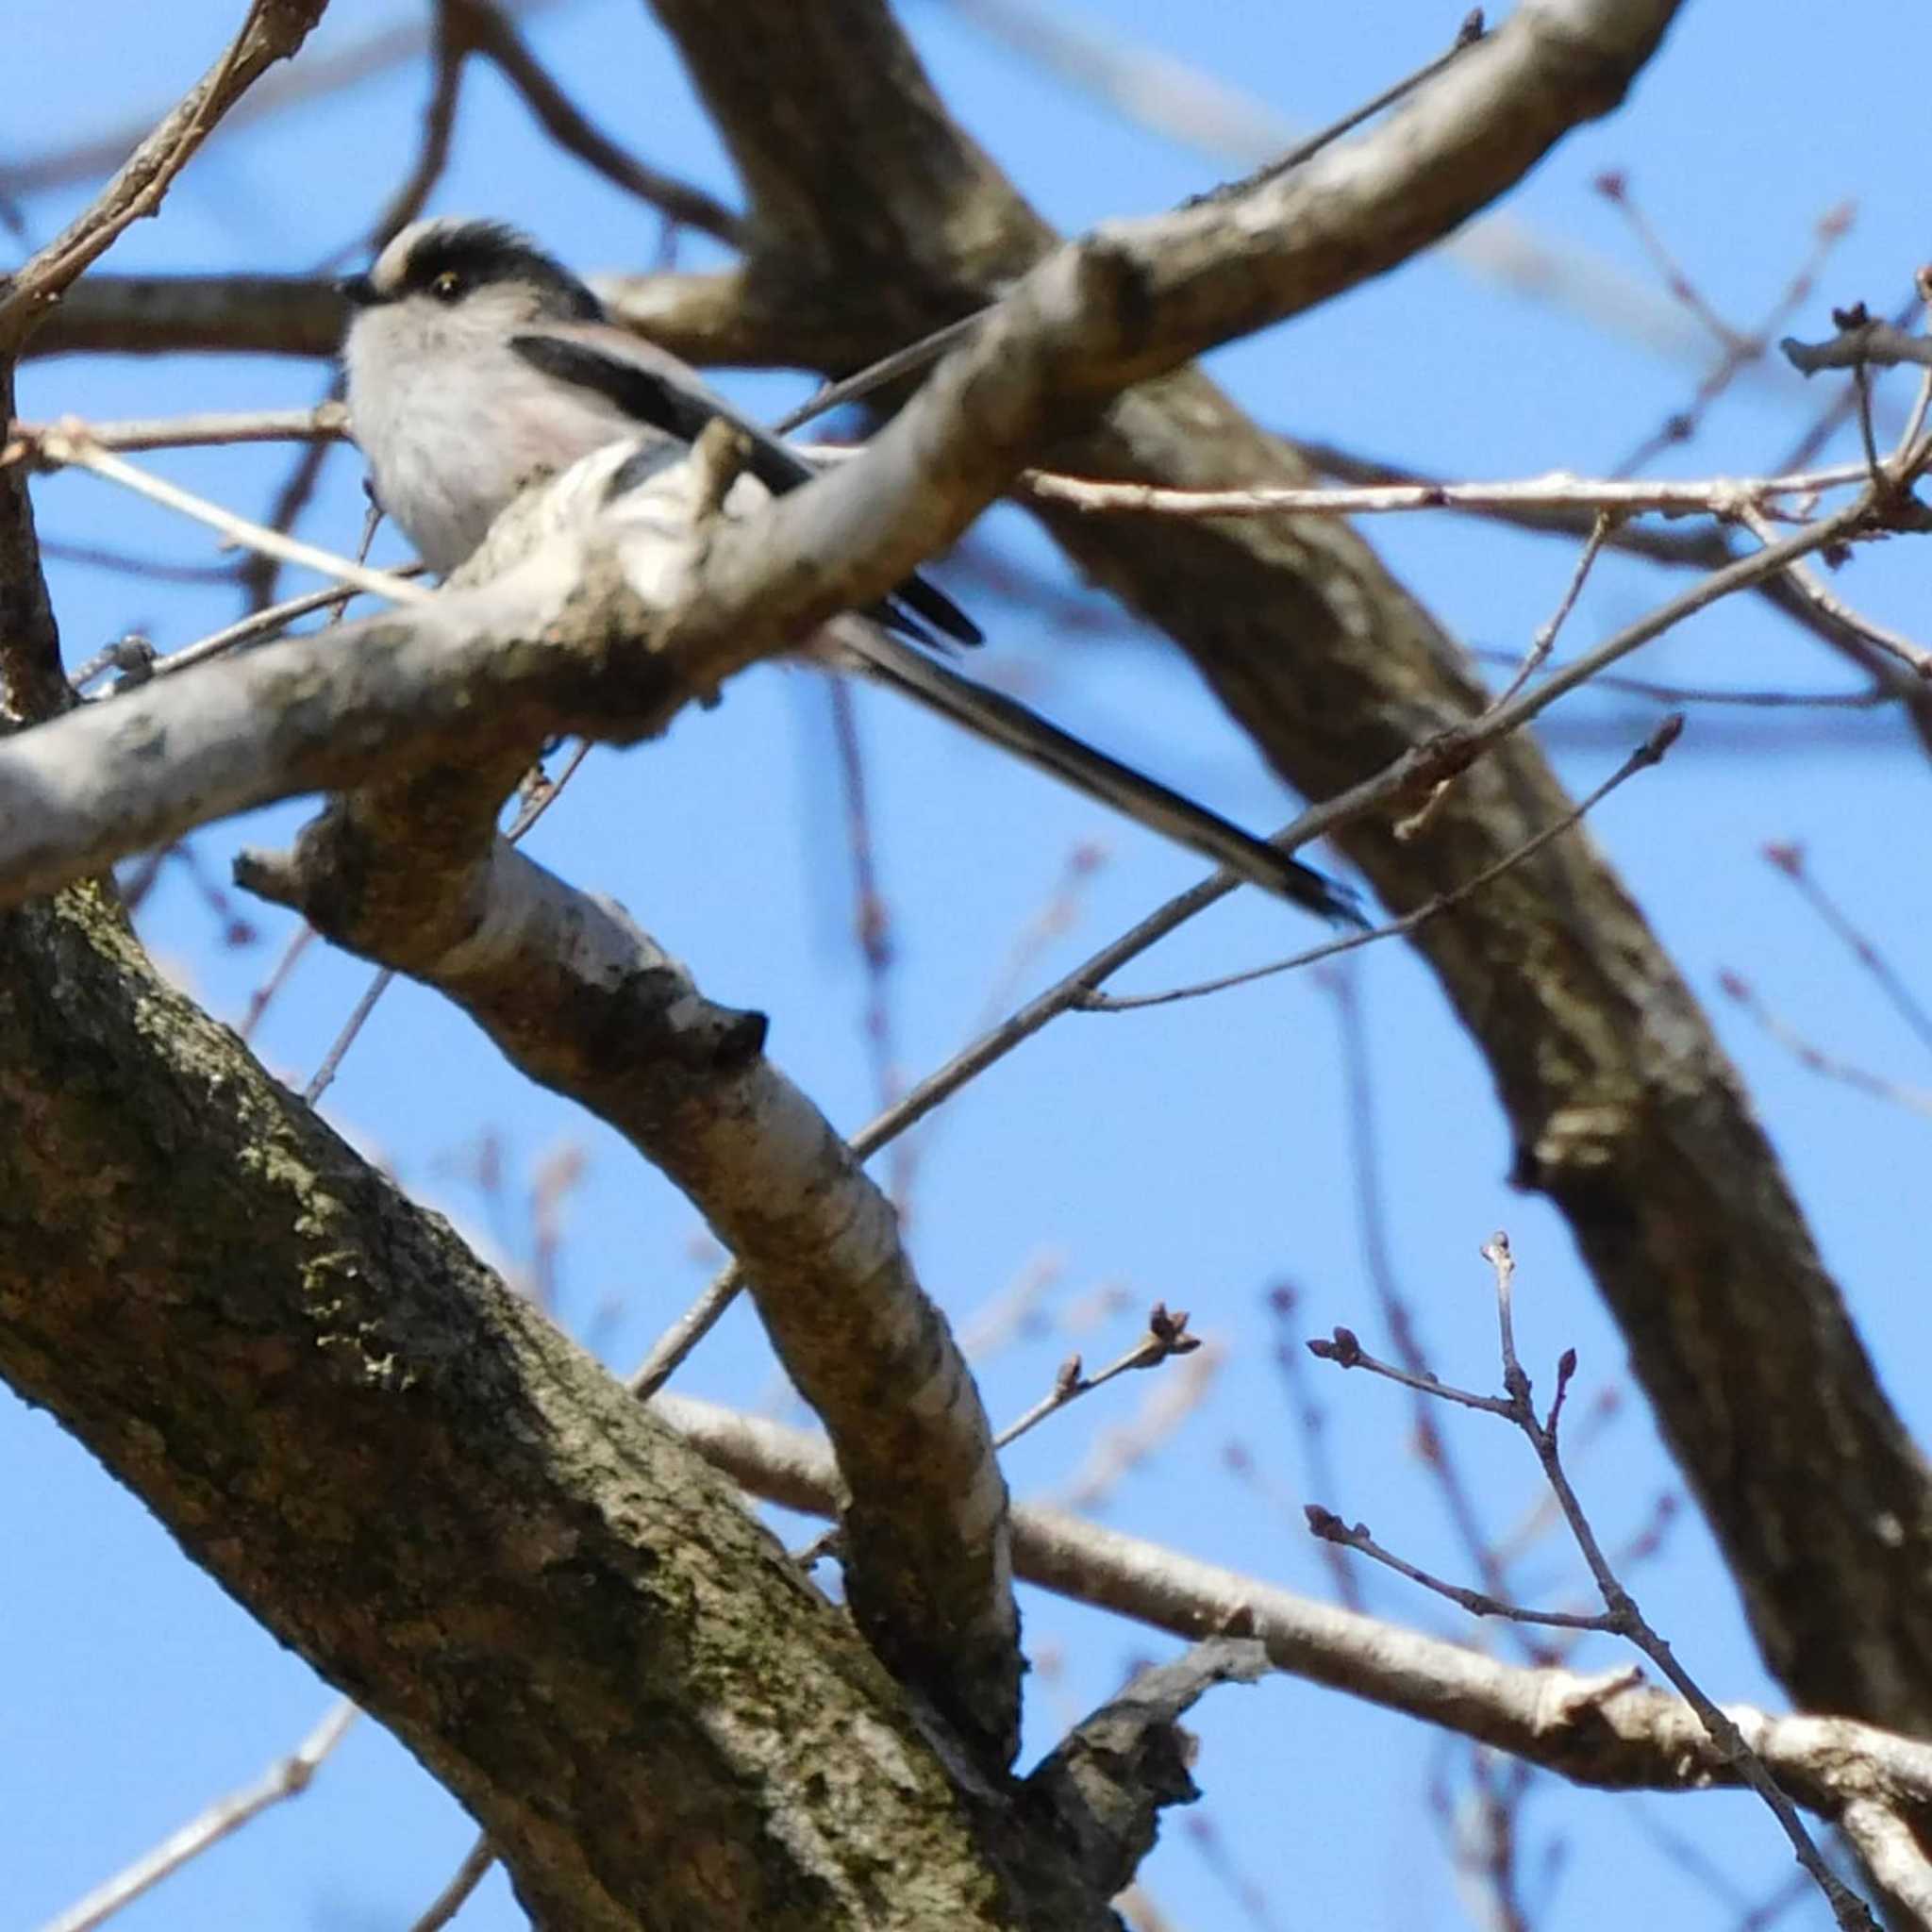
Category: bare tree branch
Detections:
[
  {"x1": 2, "y1": 7, "x2": 1767, "y2": 911},
  {"x1": 932, "y1": 0, "x2": 1741, "y2": 377},
  {"x1": 0, "y1": 1, "x2": 330, "y2": 352},
  {"x1": 0, "y1": 885, "x2": 1073, "y2": 1932},
  {"x1": 1026, "y1": 1639, "x2": 1268, "y2": 1902},
  {"x1": 13, "y1": 4, "x2": 1924, "y2": 1923},
  {"x1": 454, "y1": 0, "x2": 741, "y2": 242},
  {"x1": 23, "y1": 274, "x2": 344, "y2": 360},
  {"x1": 639, "y1": 0, "x2": 1932, "y2": 1761},
  {"x1": 37, "y1": 1703, "x2": 359, "y2": 1932},
  {"x1": 0, "y1": 1, "x2": 328, "y2": 719},
  {"x1": 234, "y1": 724, "x2": 1024, "y2": 1761},
  {"x1": 658, "y1": 1393, "x2": 1932, "y2": 1825},
  {"x1": 0, "y1": 0, "x2": 566, "y2": 203}
]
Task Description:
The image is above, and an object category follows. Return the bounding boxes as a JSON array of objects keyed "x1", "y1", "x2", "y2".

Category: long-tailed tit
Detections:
[{"x1": 339, "y1": 218, "x2": 1360, "y2": 923}]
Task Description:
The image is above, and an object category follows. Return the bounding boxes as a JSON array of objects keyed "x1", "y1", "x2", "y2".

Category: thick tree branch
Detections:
[
  {"x1": 0, "y1": 886, "x2": 1067, "y2": 1932},
  {"x1": 230, "y1": 692, "x2": 1022, "y2": 1762},
  {"x1": 23, "y1": 275, "x2": 347, "y2": 360},
  {"x1": 0, "y1": 7, "x2": 1729, "y2": 909},
  {"x1": 24, "y1": 270, "x2": 791, "y2": 366},
  {"x1": 15, "y1": 9, "x2": 1931, "y2": 1913},
  {"x1": 658, "y1": 1395, "x2": 1932, "y2": 1836},
  {"x1": 0, "y1": 447, "x2": 780, "y2": 902},
  {"x1": 641, "y1": 0, "x2": 1932, "y2": 1752}
]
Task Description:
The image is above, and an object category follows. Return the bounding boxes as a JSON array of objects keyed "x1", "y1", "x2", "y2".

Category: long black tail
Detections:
[{"x1": 836, "y1": 625, "x2": 1365, "y2": 926}]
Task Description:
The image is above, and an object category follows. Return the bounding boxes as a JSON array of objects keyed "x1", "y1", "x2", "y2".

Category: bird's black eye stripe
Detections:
[{"x1": 392, "y1": 222, "x2": 604, "y2": 320}]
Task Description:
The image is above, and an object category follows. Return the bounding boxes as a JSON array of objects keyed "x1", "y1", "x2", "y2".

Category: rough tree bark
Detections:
[
  {"x1": 10, "y1": 1, "x2": 1923, "y2": 1927},
  {"x1": 0, "y1": 884, "x2": 1074, "y2": 1932},
  {"x1": 637, "y1": 0, "x2": 1932, "y2": 1739}
]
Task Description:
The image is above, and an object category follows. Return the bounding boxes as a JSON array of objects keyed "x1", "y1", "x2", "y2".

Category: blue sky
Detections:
[{"x1": 8, "y1": 3, "x2": 1932, "y2": 1927}]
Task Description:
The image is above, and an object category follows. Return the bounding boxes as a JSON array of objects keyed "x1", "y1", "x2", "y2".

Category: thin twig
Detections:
[
  {"x1": 363, "y1": 0, "x2": 468, "y2": 249},
  {"x1": 1020, "y1": 458, "x2": 1878, "y2": 523},
  {"x1": 1310, "y1": 1234, "x2": 1879, "y2": 1931},
  {"x1": 628, "y1": 1262, "x2": 745, "y2": 1399},
  {"x1": 993, "y1": 1302, "x2": 1200, "y2": 1449},
  {"x1": 1734, "y1": 502, "x2": 1931, "y2": 675},
  {"x1": 891, "y1": 840, "x2": 1106, "y2": 1212},
  {"x1": 1289, "y1": 437, "x2": 1932, "y2": 721},
  {"x1": 1761, "y1": 842, "x2": 1932, "y2": 1058},
  {"x1": 1307, "y1": 1324, "x2": 1512, "y2": 1418},
  {"x1": 236, "y1": 374, "x2": 348, "y2": 613},
  {"x1": 1305, "y1": 1507, "x2": 1609, "y2": 1630},
  {"x1": 28, "y1": 428, "x2": 428, "y2": 607},
  {"x1": 1327, "y1": 962, "x2": 1540, "y2": 1651},
  {"x1": 303, "y1": 965, "x2": 396, "y2": 1107},
  {"x1": 771, "y1": 313, "x2": 988, "y2": 438},
  {"x1": 1593, "y1": 169, "x2": 1749, "y2": 356},
  {"x1": 458, "y1": 0, "x2": 741, "y2": 243},
  {"x1": 0, "y1": 0, "x2": 321, "y2": 351},
  {"x1": 771, "y1": 12, "x2": 1485, "y2": 438},
  {"x1": 303, "y1": 741, "x2": 595, "y2": 1106},
  {"x1": 41, "y1": 541, "x2": 237, "y2": 586},
  {"x1": 1258, "y1": 1284, "x2": 1364, "y2": 1610},
  {"x1": 1396, "y1": 509, "x2": 1614, "y2": 837},
  {"x1": 1717, "y1": 971, "x2": 1932, "y2": 1121},
  {"x1": 1053, "y1": 1343, "x2": 1223, "y2": 1512},
  {"x1": 242, "y1": 922, "x2": 316, "y2": 1042},
  {"x1": 625, "y1": 508, "x2": 1837, "y2": 1373},
  {"x1": 1893, "y1": 268, "x2": 1932, "y2": 455},
  {"x1": 0, "y1": 1, "x2": 568, "y2": 202},
  {"x1": 1467, "y1": 649, "x2": 1883, "y2": 710},
  {"x1": 631, "y1": 465, "x2": 1908, "y2": 1393},
  {"x1": 154, "y1": 573, "x2": 410, "y2": 680},
  {"x1": 826, "y1": 679, "x2": 900, "y2": 1127},
  {"x1": 407, "y1": 1828, "x2": 497, "y2": 1932},
  {"x1": 235, "y1": 533, "x2": 390, "y2": 1046},
  {"x1": 1493, "y1": 512, "x2": 1614, "y2": 711},
  {"x1": 34, "y1": 1700, "x2": 358, "y2": 1932},
  {"x1": 1074, "y1": 719, "x2": 1679, "y2": 1012},
  {"x1": 0, "y1": 404, "x2": 347, "y2": 466},
  {"x1": 1200, "y1": 9, "x2": 1488, "y2": 202},
  {"x1": 784, "y1": 1303, "x2": 1201, "y2": 1563},
  {"x1": 1474, "y1": 1237, "x2": 1877, "y2": 1932},
  {"x1": 1598, "y1": 184, "x2": 1853, "y2": 477}
]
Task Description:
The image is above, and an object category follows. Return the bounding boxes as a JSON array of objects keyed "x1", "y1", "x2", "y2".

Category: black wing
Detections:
[{"x1": 510, "y1": 333, "x2": 982, "y2": 649}]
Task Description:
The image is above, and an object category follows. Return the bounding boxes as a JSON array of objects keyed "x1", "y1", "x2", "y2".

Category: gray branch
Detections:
[
  {"x1": 1783, "y1": 319, "x2": 1932, "y2": 377},
  {"x1": 0, "y1": 0, "x2": 1691, "y2": 907},
  {"x1": 640, "y1": 0, "x2": 1932, "y2": 1771},
  {"x1": 233, "y1": 693, "x2": 1022, "y2": 1763},
  {"x1": 7, "y1": 1, "x2": 1829, "y2": 1922},
  {"x1": 25, "y1": 274, "x2": 346, "y2": 360},
  {"x1": 660, "y1": 1394, "x2": 1932, "y2": 1831},
  {"x1": 1025, "y1": 1639, "x2": 1268, "y2": 1899},
  {"x1": 0, "y1": 1, "x2": 333, "y2": 352},
  {"x1": 0, "y1": 887, "x2": 1059, "y2": 1930}
]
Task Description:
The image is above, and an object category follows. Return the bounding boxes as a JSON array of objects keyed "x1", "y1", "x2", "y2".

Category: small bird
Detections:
[{"x1": 339, "y1": 217, "x2": 1361, "y2": 923}]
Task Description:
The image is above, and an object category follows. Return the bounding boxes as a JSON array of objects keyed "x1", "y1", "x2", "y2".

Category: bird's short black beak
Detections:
[{"x1": 335, "y1": 272, "x2": 377, "y2": 309}]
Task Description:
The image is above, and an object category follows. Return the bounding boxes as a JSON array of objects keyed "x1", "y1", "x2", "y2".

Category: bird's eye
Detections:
[{"x1": 429, "y1": 270, "x2": 465, "y2": 304}]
